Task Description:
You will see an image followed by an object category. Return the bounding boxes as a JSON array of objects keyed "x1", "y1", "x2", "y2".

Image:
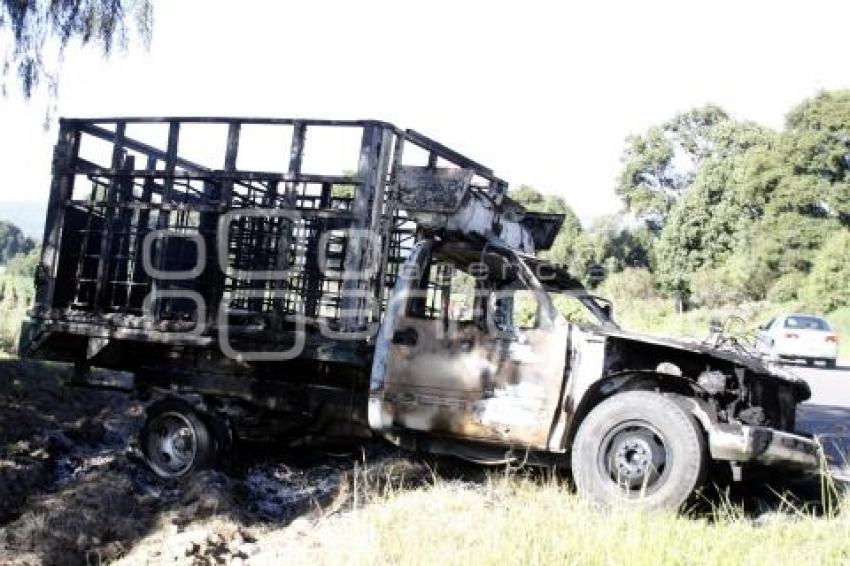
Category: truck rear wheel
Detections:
[
  {"x1": 571, "y1": 391, "x2": 707, "y2": 511},
  {"x1": 140, "y1": 399, "x2": 216, "y2": 479}
]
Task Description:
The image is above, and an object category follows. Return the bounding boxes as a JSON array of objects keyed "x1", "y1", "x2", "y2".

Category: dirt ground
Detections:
[{"x1": 0, "y1": 357, "x2": 435, "y2": 565}]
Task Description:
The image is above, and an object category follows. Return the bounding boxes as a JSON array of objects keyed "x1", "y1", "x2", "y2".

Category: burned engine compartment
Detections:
[{"x1": 600, "y1": 331, "x2": 808, "y2": 433}]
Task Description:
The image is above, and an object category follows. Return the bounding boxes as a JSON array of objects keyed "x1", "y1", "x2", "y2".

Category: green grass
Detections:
[{"x1": 255, "y1": 474, "x2": 850, "y2": 565}]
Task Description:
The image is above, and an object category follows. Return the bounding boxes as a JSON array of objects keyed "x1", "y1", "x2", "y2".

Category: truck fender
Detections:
[{"x1": 564, "y1": 371, "x2": 710, "y2": 450}]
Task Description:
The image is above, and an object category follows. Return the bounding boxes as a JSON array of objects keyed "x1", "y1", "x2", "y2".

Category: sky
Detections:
[{"x1": 2, "y1": 0, "x2": 850, "y2": 236}]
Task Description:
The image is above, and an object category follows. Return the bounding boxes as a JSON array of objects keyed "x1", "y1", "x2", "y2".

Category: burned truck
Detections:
[{"x1": 19, "y1": 117, "x2": 819, "y2": 510}]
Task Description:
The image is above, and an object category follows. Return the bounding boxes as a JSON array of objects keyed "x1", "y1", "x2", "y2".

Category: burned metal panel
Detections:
[
  {"x1": 547, "y1": 325, "x2": 608, "y2": 451},
  {"x1": 397, "y1": 166, "x2": 562, "y2": 255},
  {"x1": 396, "y1": 166, "x2": 473, "y2": 213},
  {"x1": 377, "y1": 315, "x2": 568, "y2": 448},
  {"x1": 519, "y1": 211, "x2": 565, "y2": 251}
]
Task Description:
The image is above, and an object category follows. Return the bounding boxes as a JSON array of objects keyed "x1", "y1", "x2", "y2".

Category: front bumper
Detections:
[{"x1": 708, "y1": 423, "x2": 820, "y2": 470}]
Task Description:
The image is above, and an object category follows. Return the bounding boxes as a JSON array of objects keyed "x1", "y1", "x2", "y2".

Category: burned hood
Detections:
[{"x1": 588, "y1": 325, "x2": 811, "y2": 401}]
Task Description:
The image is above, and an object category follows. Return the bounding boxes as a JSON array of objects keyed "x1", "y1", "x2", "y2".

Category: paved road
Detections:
[{"x1": 790, "y1": 360, "x2": 850, "y2": 471}]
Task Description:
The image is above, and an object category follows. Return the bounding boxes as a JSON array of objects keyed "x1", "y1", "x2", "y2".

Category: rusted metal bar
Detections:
[
  {"x1": 285, "y1": 121, "x2": 306, "y2": 206},
  {"x1": 220, "y1": 122, "x2": 241, "y2": 207},
  {"x1": 75, "y1": 164, "x2": 358, "y2": 185},
  {"x1": 340, "y1": 125, "x2": 383, "y2": 332},
  {"x1": 363, "y1": 127, "x2": 394, "y2": 324},
  {"x1": 372, "y1": 132, "x2": 406, "y2": 321},
  {"x1": 200, "y1": 179, "x2": 224, "y2": 325},
  {"x1": 159, "y1": 121, "x2": 180, "y2": 215},
  {"x1": 108, "y1": 154, "x2": 137, "y2": 310},
  {"x1": 127, "y1": 155, "x2": 158, "y2": 310},
  {"x1": 304, "y1": 183, "x2": 334, "y2": 319},
  {"x1": 36, "y1": 122, "x2": 80, "y2": 309},
  {"x1": 404, "y1": 128, "x2": 496, "y2": 179},
  {"x1": 149, "y1": 121, "x2": 180, "y2": 317},
  {"x1": 288, "y1": 122, "x2": 306, "y2": 176},
  {"x1": 65, "y1": 117, "x2": 395, "y2": 128},
  {"x1": 92, "y1": 121, "x2": 127, "y2": 312},
  {"x1": 77, "y1": 122, "x2": 209, "y2": 174}
]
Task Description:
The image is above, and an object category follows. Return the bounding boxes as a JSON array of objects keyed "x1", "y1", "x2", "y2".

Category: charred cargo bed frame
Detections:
[{"x1": 20, "y1": 116, "x2": 560, "y2": 440}]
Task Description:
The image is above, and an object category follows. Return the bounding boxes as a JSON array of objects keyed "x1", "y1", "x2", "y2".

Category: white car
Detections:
[{"x1": 757, "y1": 313, "x2": 839, "y2": 368}]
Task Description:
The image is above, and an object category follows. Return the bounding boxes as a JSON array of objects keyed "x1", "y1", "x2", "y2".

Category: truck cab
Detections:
[
  {"x1": 370, "y1": 239, "x2": 572, "y2": 451},
  {"x1": 369, "y1": 239, "x2": 820, "y2": 509}
]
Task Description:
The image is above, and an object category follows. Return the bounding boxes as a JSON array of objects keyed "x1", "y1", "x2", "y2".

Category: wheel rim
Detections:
[
  {"x1": 144, "y1": 411, "x2": 198, "y2": 478},
  {"x1": 597, "y1": 420, "x2": 670, "y2": 496}
]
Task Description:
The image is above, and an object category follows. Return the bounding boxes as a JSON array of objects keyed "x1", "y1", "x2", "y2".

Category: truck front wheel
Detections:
[
  {"x1": 140, "y1": 399, "x2": 216, "y2": 479},
  {"x1": 571, "y1": 391, "x2": 707, "y2": 511}
]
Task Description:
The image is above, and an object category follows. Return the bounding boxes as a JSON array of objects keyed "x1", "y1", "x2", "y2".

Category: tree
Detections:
[
  {"x1": 4, "y1": 247, "x2": 40, "y2": 277},
  {"x1": 653, "y1": 152, "x2": 756, "y2": 293},
  {"x1": 597, "y1": 267, "x2": 658, "y2": 305},
  {"x1": 650, "y1": 119, "x2": 830, "y2": 299},
  {"x1": 569, "y1": 215, "x2": 651, "y2": 286},
  {"x1": 800, "y1": 230, "x2": 850, "y2": 312},
  {"x1": 1, "y1": 0, "x2": 153, "y2": 99},
  {"x1": 613, "y1": 90, "x2": 850, "y2": 309},
  {"x1": 0, "y1": 220, "x2": 36, "y2": 265},
  {"x1": 785, "y1": 90, "x2": 850, "y2": 226},
  {"x1": 508, "y1": 185, "x2": 583, "y2": 266},
  {"x1": 616, "y1": 105, "x2": 729, "y2": 232},
  {"x1": 506, "y1": 185, "x2": 648, "y2": 285}
]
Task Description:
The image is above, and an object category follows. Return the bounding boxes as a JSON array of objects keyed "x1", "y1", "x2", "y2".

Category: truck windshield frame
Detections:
[{"x1": 516, "y1": 254, "x2": 617, "y2": 328}]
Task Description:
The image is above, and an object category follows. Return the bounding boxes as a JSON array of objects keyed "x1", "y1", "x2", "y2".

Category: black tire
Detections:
[
  {"x1": 571, "y1": 391, "x2": 707, "y2": 511},
  {"x1": 140, "y1": 399, "x2": 216, "y2": 479},
  {"x1": 826, "y1": 359, "x2": 837, "y2": 370}
]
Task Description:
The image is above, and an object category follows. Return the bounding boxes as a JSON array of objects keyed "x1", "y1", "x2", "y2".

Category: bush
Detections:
[
  {"x1": 800, "y1": 230, "x2": 850, "y2": 312},
  {"x1": 0, "y1": 251, "x2": 37, "y2": 353},
  {"x1": 689, "y1": 268, "x2": 747, "y2": 308},
  {"x1": 597, "y1": 268, "x2": 659, "y2": 305},
  {"x1": 828, "y1": 306, "x2": 850, "y2": 360},
  {"x1": 767, "y1": 272, "x2": 806, "y2": 303},
  {"x1": 4, "y1": 248, "x2": 40, "y2": 278}
]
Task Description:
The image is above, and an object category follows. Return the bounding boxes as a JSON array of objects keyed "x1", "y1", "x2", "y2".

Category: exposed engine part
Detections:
[
  {"x1": 737, "y1": 406, "x2": 766, "y2": 426},
  {"x1": 697, "y1": 369, "x2": 728, "y2": 395},
  {"x1": 656, "y1": 362, "x2": 682, "y2": 376}
]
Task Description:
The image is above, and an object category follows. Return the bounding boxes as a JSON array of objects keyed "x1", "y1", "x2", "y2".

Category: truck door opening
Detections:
[{"x1": 373, "y1": 242, "x2": 569, "y2": 448}]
